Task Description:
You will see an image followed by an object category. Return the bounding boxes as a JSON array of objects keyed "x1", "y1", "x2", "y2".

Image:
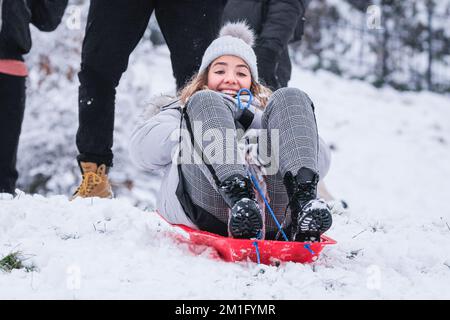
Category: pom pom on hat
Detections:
[
  {"x1": 199, "y1": 22, "x2": 258, "y2": 81},
  {"x1": 219, "y1": 21, "x2": 255, "y2": 47}
]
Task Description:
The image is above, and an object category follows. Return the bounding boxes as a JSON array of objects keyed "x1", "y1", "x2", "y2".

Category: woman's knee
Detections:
[
  {"x1": 270, "y1": 87, "x2": 313, "y2": 107},
  {"x1": 274, "y1": 87, "x2": 303, "y2": 97},
  {"x1": 263, "y1": 87, "x2": 315, "y2": 126},
  {"x1": 186, "y1": 90, "x2": 223, "y2": 118},
  {"x1": 188, "y1": 90, "x2": 222, "y2": 108},
  {"x1": 187, "y1": 90, "x2": 235, "y2": 121}
]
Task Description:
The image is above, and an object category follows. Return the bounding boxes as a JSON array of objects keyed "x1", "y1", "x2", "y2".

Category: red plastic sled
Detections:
[{"x1": 171, "y1": 223, "x2": 336, "y2": 265}]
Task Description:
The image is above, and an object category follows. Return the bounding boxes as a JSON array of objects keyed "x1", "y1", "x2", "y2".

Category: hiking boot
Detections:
[
  {"x1": 218, "y1": 174, "x2": 263, "y2": 239},
  {"x1": 71, "y1": 162, "x2": 113, "y2": 200},
  {"x1": 283, "y1": 167, "x2": 332, "y2": 242}
]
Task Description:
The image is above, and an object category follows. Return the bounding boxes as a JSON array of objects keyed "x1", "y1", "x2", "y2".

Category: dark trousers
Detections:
[
  {"x1": 77, "y1": 0, "x2": 225, "y2": 166},
  {"x1": 0, "y1": 73, "x2": 26, "y2": 194}
]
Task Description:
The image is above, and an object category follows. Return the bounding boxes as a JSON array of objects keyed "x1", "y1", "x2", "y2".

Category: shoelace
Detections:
[
  {"x1": 295, "y1": 183, "x2": 316, "y2": 202},
  {"x1": 276, "y1": 183, "x2": 317, "y2": 241},
  {"x1": 220, "y1": 177, "x2": 254, "y2": 203},
  {"x1": 76, "y1": 172, "x2": 102, "y2": 196},
  {"x1": 288, "y1": 183, "x2": 316, "y2": 216}
]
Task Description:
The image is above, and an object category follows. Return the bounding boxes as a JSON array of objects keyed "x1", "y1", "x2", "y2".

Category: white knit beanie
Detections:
[{"x1": 199, "y1": 21, "x2": 258, "y2": 81}]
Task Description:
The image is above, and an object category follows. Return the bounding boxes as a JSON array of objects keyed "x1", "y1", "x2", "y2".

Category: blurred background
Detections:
[
  {"x1": 299, "y1": 0, "x2": 450, "y2": 93},
  {"x1": 16, "y1": 0, "x2": 450, "y2": 209}
]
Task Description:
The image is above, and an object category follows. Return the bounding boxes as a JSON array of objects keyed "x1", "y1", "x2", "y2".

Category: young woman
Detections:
[{"x1": 130, "y1": 22, "x2": 332, "y2": 242}]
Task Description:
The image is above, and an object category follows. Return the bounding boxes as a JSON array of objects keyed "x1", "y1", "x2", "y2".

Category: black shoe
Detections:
[
  {"x1": 218, "y1": 174, "x2": 263, "y2": 239},
  {"x1": 283, "y1": 167, "x2": 332, "y2": 242}
]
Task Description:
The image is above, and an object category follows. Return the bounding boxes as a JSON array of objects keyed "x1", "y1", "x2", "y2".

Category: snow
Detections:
[
  {"x1": 2, "y1": 62, "x2": 449, "y2": 299},
  {"x1": 1, "y1": 7, "x2": 450, "y2": 299}
]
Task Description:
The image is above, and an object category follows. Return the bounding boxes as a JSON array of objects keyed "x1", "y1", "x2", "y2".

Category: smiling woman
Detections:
[
  {"x1": 130, "y1": 22, "x2": 333, "y2": 243},
  {"x1": 207, "y1": 56, "x2": 252, "y2": 95}
]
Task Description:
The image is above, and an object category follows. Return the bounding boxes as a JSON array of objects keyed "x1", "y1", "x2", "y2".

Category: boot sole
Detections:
[
  {"x1": 229, "y1": 201, "x2": 263, "y2": 239},
  {"x1": 299, "y1": 208, "x2": 333, "y2": 233},
  {"x1": 295, "y1": 207, "x2": 332, "y2": 242}
]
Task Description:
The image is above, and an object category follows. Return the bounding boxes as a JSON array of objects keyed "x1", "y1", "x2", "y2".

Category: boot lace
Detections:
[
  {"x1": 283, "y1": 182, "x2": 316, "y2": 237},
  {"x1": 220, "y1": 176, "x2": 254, "y2": 203},
  {"x1": 76, "y1": 172, "x2": 103, "y2": 196},
  {"x1": 287, "y1": 183, "x2": 316, "y2": 213},
  {"x1": 295, "y1": 183, "x2": 316, "y2": 202}
]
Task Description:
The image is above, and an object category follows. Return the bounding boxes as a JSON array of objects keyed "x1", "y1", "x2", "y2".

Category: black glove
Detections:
[{"x1": 254, "y1": 46, "x2": 281, "y2": 90}]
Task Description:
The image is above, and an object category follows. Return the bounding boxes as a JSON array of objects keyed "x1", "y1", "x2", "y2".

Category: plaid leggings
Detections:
[{"x1": 181, "y1": 88, "x2": 320, "y2": 234}]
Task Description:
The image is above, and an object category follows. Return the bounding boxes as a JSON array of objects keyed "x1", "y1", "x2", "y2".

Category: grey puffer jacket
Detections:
[{"x1": 129, "y1": 93, "x2": 331, "y2": 226}]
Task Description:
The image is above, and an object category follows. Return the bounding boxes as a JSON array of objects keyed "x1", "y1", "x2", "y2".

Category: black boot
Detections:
[
  {"x1": 218, "y1": 174, "x2": 263, "y2": 239},
  {"x1": 283, "y1": 167, "x2": 332, "y2": 242}
]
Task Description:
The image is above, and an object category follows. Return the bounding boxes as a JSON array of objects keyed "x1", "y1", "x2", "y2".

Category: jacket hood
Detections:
[{"x1": 139, "y1": 94, "x2": 179, "y2": 123}]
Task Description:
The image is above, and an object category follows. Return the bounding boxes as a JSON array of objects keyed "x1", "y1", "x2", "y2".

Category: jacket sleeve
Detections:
[
  {"x1": 129, "y1": 108, "x2": 181, "y2": 171},
  {"x1": 30, "y1": 0, "x2": 68, "y2": 32},
  {"x1": 257, "y1": 0, "x2": 304, "y2": 57},
  {"x1": 291, "y1": 0, "x2": 311, "y2": 43}
]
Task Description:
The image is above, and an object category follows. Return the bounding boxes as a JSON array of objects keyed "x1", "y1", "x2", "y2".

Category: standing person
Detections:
[
  {"x1": 129, "y1": 22, "x2": 332, "y2": 242},
  {"x1": 72, "y1": 0, "x2": 227, "y2": 200},
  {"x1": 0, "y1": 0, "x2": 68, "y2": 197},
  {"x1": 223, "y1": 0, "x2": 311, "y2": 90}
]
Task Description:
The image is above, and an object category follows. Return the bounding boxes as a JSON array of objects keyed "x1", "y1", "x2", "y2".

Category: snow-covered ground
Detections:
[
  {"x1": 1, "y1": 55, "x2": 449, "y2": 299},
  {"x1": 1, "y1": 5, "x2": 450, "y2": 298}
]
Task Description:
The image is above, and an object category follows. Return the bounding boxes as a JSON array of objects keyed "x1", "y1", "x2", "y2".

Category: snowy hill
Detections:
[
  {"x1": 1, "y1": 2, "x2": 450, "y2": 299},
  {"x1": 2, "y1": 56, "x2": 450, "y2": 298}
]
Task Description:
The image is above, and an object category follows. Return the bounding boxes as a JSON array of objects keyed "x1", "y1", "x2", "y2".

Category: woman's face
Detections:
[{"x1": 207, "y1": 55, "x2": 252, "y2": 95}]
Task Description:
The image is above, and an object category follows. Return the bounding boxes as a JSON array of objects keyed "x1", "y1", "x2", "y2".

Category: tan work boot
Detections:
[{"x1": 71, "y1": 162, "x2": 113, "y2": 200}]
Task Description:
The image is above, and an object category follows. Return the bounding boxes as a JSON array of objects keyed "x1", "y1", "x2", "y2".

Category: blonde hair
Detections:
[{"x1": 179, "y1": 67, "x2": 272, "y2": 109}]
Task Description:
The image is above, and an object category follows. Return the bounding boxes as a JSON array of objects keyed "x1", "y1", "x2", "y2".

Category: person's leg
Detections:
[
  {"x1": 76, "y1": 0, "x2": 154, "y2": 167},
  {"x1": 184, "y1": 90, "x2": 247, "y2": 181},
  {"x1": 262, "y1": 87, "x2": 331, "y2": 241},
  {"x1": 0, "y1": 73, "x2": 26, "y2": 194},
  {"x1": 181, "y1": 162, "x2": 229, "y2": 228},
  {"x1": 181, "y1": 160, "x2": 264, "y2": 239},
  {"x1": 253, "y1": 140, "x2": 332, "y2": 239},
  {"x1": 262, "y1": 87, "x2": 319, "y2": 177},
  {"x1": 155, "y1": 0, "x2": 226, "y2": 90},
  {"x1": 181, "y1": 90, "x2": 262, "y2": 238},
  {"x1": 180, "y1": 91, "x2": 243, "y2": 232}
]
